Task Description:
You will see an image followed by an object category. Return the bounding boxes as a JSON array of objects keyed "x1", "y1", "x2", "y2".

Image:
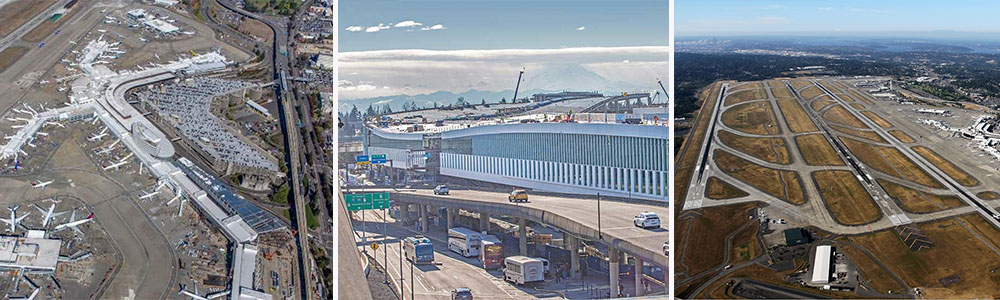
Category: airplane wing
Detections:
[
  {"x1": 0, "y1": 219, "x2": 11, "y2": 225},
  {"x1": 15, "y1": 213, "x2": 29, "y2": 222},
  {"x1": 51, "y1": 211, "x2": 69, "y2": 218},
  {"x1": 71, "y1": 226, "x2": 84, "y2": 236},
  {"x1": 33, "y1": 204, "x2": 45, "y2": 215}
]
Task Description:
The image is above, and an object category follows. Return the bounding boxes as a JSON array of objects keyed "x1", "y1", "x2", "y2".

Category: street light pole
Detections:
[
  {"x1": 597, "y1": 193, "x2": 602, "y2": 240},
  {"x1": 383, "y1": 207, "x2": 388, "y2": 284},
  {"x1": 399, "y1": 238, "x2": 404, "y2": 300},
  {"x1": 410, "y1": 259, "x2": 415, "y2": 300}
]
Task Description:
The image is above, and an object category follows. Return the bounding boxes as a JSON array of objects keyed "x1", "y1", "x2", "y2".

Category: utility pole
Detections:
[
  {"x1": 383, "y1": 207, "x2": 388, "y2": 284},
  {"x1": 399, "y1": 238, "x2": 404, "y2": 300},
  {"x1": 597, "y1": 193, "x2": 602, "y2": 240},
  {"x1": 410, "y1": 259, "x2": 415, "y2": 300}
]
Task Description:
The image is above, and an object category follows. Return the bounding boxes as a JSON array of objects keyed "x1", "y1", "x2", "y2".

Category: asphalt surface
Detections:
[{"x1": 368, "y1": 188, "x2": 670, "y2": 269}]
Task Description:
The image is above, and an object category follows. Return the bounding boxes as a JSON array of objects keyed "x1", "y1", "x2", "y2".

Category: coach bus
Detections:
[
  {"x1": 447, "y1": 227, "x2": 482, "y2": 257},
  {"x1": 479, "y1": 235, "x2": 504, "y2": 269},
  {"x1": 404, "y1": 236, "x2": 434, "y2": 264}
]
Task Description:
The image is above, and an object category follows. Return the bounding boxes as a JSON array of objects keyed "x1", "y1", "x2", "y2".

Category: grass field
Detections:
[
  {"x1": 912, "y1": 146, "x2": 979, "y2": 187},
  {"x1": 675, "y1": 82, "x2": 723, "y2": 204},
  {"x1": 22, "y1": 5, "x2": 71, "y2": 43},
  {"x1": 830, "y1": 124, "x2": 888, "y2": 143},
  {"x1": 769, "y1": 80, "x2": 793, "y2": 98},
  {"x1": 0, "y1": 46, "x2": 28, "y2": 74},
  {"x1": 810, "y1": 100, "x2": 837, "y2": 112},
  {"x1": 840, "y1": 137, "x2": 943, "y2": 188},
  {"x1": 889, "y1": 130, "x2": 915, "y2": 143},
  {"x1": 0, "y1": 0, "x2": 55, "y2": 37},
  {"x1": 978, "y1": 191, "x2": 1000, "y2": 200},
  {"x1": 799, "y1": 85, "x2": 824, "y2": 100},
  {"x1": 724, "y1": 86, "x2": 767, "y2": 106},
  {"x1": 878, "y1": 179, "x2": 965, "y2": 213},
  {"x1": 837, "y1": 244, "x2": 907, "y2": 295},
  {"x1": 715, "y1": 149, "x2": 806, "y2": 204},
  {"x1": 729, "y1": 222, "x2": 761, "y2": 265},
  {"x1": 862, "y1": 111, "x2": 893, "y2": 128},
  {"x1": 789, "y1": 80, "x2": 813, "y2": 91},
  {"x1": 718, "y1": 130, "x2": 791, "y2": 164},
  {"x1": 794, "y1": 134, "x2": 845, "y2": 166},
  {"x1": 848, "y1": 89, "x2": 875, "y2": 105},
  {"x1": 850, "y1": 218, "x2": 1000, "y2": 299},
  {"x1": 721, "y1": 101, "x2": 780, "y2": 135},
  {"x1": 776, "y1": 99, "x2": 819, "y2": 133},
  {"x1": 823, "y1": 105, "x2": 869, "y2": 128},
  {"x1": 706, "y1": 177, "x2": 750, "y2": 199},
  {"x1": 814, "y1": 170, "x2": 881, "y2": 225},
  {"x1": 850, "y1": 103, "x2": 866, "y2": 109},
  {"x1": 677, "y1": 203, "x2": 757, "y2": 276}
]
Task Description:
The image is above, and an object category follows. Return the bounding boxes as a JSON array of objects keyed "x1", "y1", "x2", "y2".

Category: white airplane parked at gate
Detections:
[
  {"x1": 31, "y1": 180, "x2": 53, "y2": 189},
  {"x1": 138, "y1": 190, "x2": 160, "y2": 200},
  {"x1": 0, "y1": 206, "x2": 29, "y2": 232},
  {"x1": 33, "y1": 201, "x2": 67, "y2": 228}
]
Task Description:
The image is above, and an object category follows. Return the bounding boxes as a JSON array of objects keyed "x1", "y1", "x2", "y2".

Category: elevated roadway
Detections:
[{"x1": 362, "y1": 188, "x2": 669, "y2": 275}]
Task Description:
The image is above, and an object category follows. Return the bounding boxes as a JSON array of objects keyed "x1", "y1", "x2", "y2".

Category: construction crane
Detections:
[
  {"x1": 512, "y1": 67, "x2": 525, "y2": 103},
  {"x1": 656, "y1": 78, "x2": 668, "y2": 102}
]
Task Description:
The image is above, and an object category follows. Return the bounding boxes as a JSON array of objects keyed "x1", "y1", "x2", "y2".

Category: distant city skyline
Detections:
[
  {"x1": 340, "y1": 0, "x2": 669, "y2": 51},
  {"x1": 678, "y1": 0, "x2": 1000, "y2": 37}
]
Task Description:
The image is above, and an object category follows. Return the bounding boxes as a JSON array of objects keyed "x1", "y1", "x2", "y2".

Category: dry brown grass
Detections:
[
  {"x1": 878, "y1": 179, "x2": 965, "y2": 213},
  {"x1": 814, "y1": 170, "x2": 881, "y2": 225},
  {"x1": 0, "y1": 46, "x2": 28, "y2": 73},
  {"x1": 848, "y1": 89, "x2": 875, "y2": 105},
  {"x1": 676, "y1": 83, "x2": 724, "y2": 204},
  {"x1": 794, "y1": 134, "x2": 845, "y2": 166},
  {"x1": 776, "y1": 99, "x2": 818, "y2": 133},
  {"x1": 715, "y1": 149, "x2": 806, "y2": 204},
  {"x1": 721, "y1": 101, "x2": 780, "y2": 135},
  {"x1": 724, "y1": 87, "x2": 768, "y2": 106},
  {"x1": 862, "y1": 111, "x2": 893, "y2": 128},
  {"x1": 913, "y1": 146, "x2": 979, "y2": 187},
  {"x1": 730, "y1": 221, "x2": 761, "y2": 266},
  {"x1": 830, "y1": 124, "x2": 888, "y2": 143},
  {"x1": 838, "y1": 244, "x2": 907, "y2": 295},
  {"x1": 850, "y1": 103, "x2": 866, "y2": 109},
  {"x1": 850, "y1": 218, "x2": 1000, "y2": 299},
  {"x1": 789, "y1": 80, "x2": 813, "y2": 91},
  {"x1": 840, "y1": 137, "x2": 943, "y2": 188},
  {"x1": 718, "y1": 130, "x2": 790, "y2": 164},
  {"x1": 978, "y1": 191, "x2": 1000, "y2": 200},
  {"x1": 889, "y1": 130, "x2": 915, "y2": 143},
  {"x1": 0, "y1": 0, "x2": 55, "y2": 37},
  {"x1": 706, "y1": 176, "x2": 750, "y2": 199},
  {"x1": 799, "y1": 85, "x2": 824, "y2": 100},
  {"x1": 769, "y1": 80, "x2": 793, "y2": 98},
  {"x1": 678, "y1": 203, "x2": 757, "y2": 276},
  {"x1": 823, "y1": 105, "x2": 868, "y2": 128},
  {"x1": 810, "y1": 100, "x2": 837, "y2": 112},
  {"x1": 238, "y1": 17, "x2": 275, "y2": 44}
]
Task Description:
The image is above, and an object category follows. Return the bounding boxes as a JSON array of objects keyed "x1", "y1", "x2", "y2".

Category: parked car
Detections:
[
  {"x1": 508, "y1": 189, "x2": 528, "y2": 203},
  {"x1": 451, "y1": 288, "x2": 473, "y2": 300},
  {"x1": 434, "y1": 184, "x2": 450, "y2": 195},
  {"x1": 633, "y1": 212, "x2": 660, "y2": 229}
]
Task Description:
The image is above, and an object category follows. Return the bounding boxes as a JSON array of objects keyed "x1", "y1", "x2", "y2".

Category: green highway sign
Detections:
[
  {"x1": 371, "y1": 154, "x2": 387, "y2": 164},
  {"x1": 345, "y1": 192, "x2": 391, "y2": 211}
]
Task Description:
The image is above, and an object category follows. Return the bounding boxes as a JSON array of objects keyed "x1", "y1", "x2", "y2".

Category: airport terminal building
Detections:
[{"x1": 365, "y1": 121, "x2": 668, "y2": 201}]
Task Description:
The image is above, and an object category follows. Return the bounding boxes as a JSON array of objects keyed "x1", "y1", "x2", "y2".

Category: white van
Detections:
[{"x1": 503, "y1": 256, "x2": 544, "y2": 285}]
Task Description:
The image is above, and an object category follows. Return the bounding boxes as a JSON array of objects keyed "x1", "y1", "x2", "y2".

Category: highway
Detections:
[
  {"x1": 361, "y1": 188, "x2": 670, "y2": 269},
  {"x1": 352, "y1": 209, "x2": 537, "y2": 299},
  {"x1": 212, "y1": 1, "x2": 316, "y2": 298}
]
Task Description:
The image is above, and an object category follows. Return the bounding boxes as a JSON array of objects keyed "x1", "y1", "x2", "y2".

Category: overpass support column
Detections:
[
  {"x1": 419, "y1": 204, "x2": 428, "y2": 233},
  {"x1": 518, "y1": 218, "x2": 528, "y2": 256},
  {"x1": 479, "y1": 212, "x2": 490, "y2": 233},
  {"x1": 446, "y1": 207, "x2": 455, "y2": 230},
  {"x1": 634, "y1": 256, "x2": 644, "y2": 296},
  {"x1": 609, "y1": 248, "x2": 620, "y2": 297},
  {"x1": 398, "y1": 203, "x2": 410, "y2": 224},
  {"x1": 567, "y1": 235, "x2": 580, "y2": 279}
]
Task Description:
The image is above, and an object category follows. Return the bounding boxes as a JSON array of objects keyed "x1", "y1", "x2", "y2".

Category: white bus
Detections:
[
  {"x1": 503, "y1": 256, "x2": 544, "y2": 285},
  {"x1": 448, "y1": 227, "x2": 482, "y2": 257}
]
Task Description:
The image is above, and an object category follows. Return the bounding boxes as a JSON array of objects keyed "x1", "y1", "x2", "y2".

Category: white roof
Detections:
[
  {"x1": 145, "y1": 19, "x2": 179, "y2": 33},
  {"x1": 0, "y1": 236, "x2": 61, "y2": 271},
  {"x1": 505, "y1": 256, "x2": 540, "y2": 264},
  {"x1": 811, "y1": 245, "x2": 831, "y2": 284}
]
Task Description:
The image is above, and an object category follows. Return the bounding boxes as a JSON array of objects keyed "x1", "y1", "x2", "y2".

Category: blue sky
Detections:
[
  {"x1": 678, "y1": 0, "x2": 1000, "y2": 37},
  {"x1": 339, "y1": 0, "x2": 669, "y2": 51}
]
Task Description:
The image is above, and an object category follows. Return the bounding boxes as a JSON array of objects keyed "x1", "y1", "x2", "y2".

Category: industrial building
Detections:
[
  {"x1": 0, "y1": 236, "x2": 61, "y2": 273},
  {"x1": 810, "y1": 245, "x2": 833, "y2": 285}
]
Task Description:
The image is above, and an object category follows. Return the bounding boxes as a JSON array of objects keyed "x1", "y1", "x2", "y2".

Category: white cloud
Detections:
[
  {"x1": 576, "y1": 26, "x2": 586, "y2": 31},
  {"x1": 365, "y1": 23, "x2": 390, "y2": 32},
  {"x1": 394, "y1": 20, "x2": 423, "y2": 28},
  {"x1": 420, "y1": 24, "x2": 445, "y2": 31},
  {"x1": 339, "y1": 46, "x2": 669, "y2": 99},
  {"x1": 346, "y1": 26, "x2": 363, "y2": 32}
]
